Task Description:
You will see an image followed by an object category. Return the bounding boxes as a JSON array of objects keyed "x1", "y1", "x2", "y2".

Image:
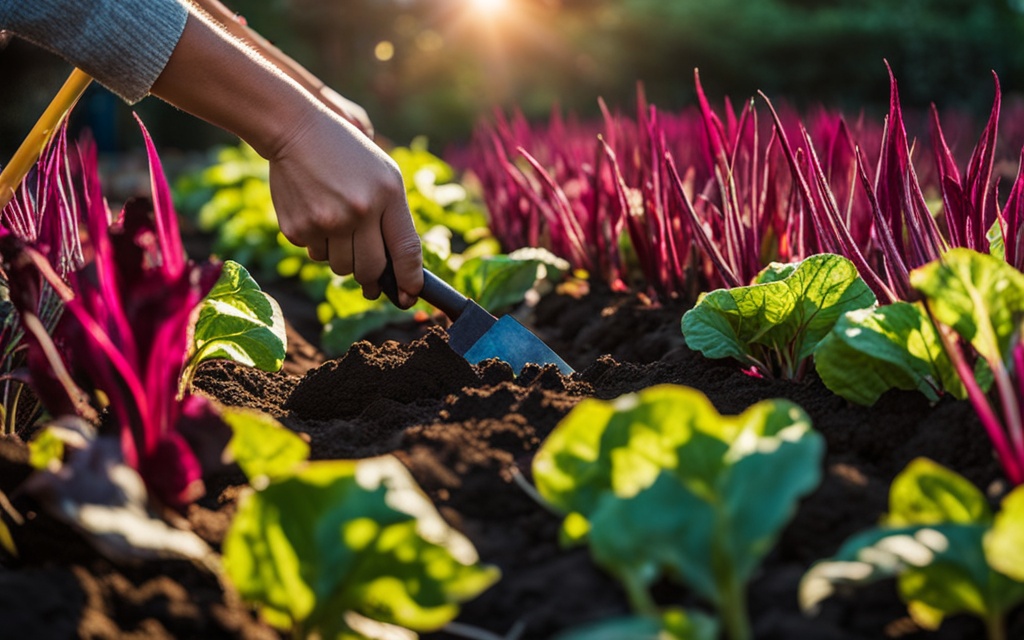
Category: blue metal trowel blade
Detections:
[
  {"x1": 380, "y1": 264, "x2": 574, "y2": 375},
  {"x1": 459, "y1": 315, "x2": 574, "y2": 375}
]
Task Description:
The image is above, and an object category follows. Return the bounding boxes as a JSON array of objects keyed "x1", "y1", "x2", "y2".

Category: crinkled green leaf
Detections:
[
  {"x1": 452, "y1": 255, "x2": 542, "y2": 313},
  {"x1": 181, "y1": 260, "x2": 286, "y2": 392},
  {"x1": 555, "y1": 608, "x2": 719, "y2": 640},
  {"x1": 223, "y1": 456, "x2": 499, "y2": 637},
  {"x1": 801, "y1": 459, "x2": 1024, "y2": 633},
  {"x1": 718, "y1": 418, "x2": 824, "y2": 581},
  {"x1": 221, "y1": 407, "x2": 309, "y2": 484},
  {"x1": 682, "y1": 254, "x2": 876, "y2": 376},
  {"x1": 987, "y1": 219, "x2": 1005, "y2": 260},
  {"x1": 754, "y1": 260, "x2": 798, "y2": 284},
  {"x1": 910, "y1": 248, "x2": 1024, "y2": 364},
  {"x1": 815, "y1": 302, "x2": 964, "y2": 405},
  {"x1": 802, "y1": 525, "x2": 991, "y2": 629}
]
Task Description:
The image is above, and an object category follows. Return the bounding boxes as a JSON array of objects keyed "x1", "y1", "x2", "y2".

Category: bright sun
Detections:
[{"x1": 468, "y1": 0, "x2": 510, "y2": 17}]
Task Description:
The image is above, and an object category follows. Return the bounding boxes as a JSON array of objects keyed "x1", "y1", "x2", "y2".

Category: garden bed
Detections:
[{"x1": 1, "y1": 282, "x2": 1019, "y2": 639}]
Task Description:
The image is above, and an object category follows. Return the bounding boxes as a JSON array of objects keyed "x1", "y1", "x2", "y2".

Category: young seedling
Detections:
[
  {"x1": 180, "y1": 259, "x2": 287, "y2": 395},
  {"x1": 681, "y1": 253, "x2": 876, "y2": 379},
  {"x1": 802, "y1": 458, "x2": 1024, "y2": 640},
  {"x1": 533, "y1": 384, "x2": 823, "y2": 640}
]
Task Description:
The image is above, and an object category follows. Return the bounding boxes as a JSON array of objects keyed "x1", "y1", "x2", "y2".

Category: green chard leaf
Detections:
[
  {"x1": 452, "y1": 255, "x2": 542, "y2": 313},
  {"x1": 223, "y1": 456, "x2": 499, "y2": 638},
  {"x1": 814, "y1": 302, "x2": 964, "y2": 405},
  {"x1": 221, "y1": 407, "x2": 309, "y2": 486},
  {"x1": 534, "y1": 384, "x2": 822, "y2": 632},
  {"x1": 452, "y1": 249, "x2": 568, "y2": 314},
  {"x1": 801, "y1": 458, "x2": 1024, "y2": 633},
  {"x1": 885, "y1": 458, "x2": 992, "y2": 527},
  {"x1": 909, "y1": 248, "x2": 1024, "y2": 364},
  {"x1": 181, "y1": 260, "x2": 286, "y2": 393},
  {"x1": 319, "y1": 275, "x2": 421, "y2": 357},
  {"x1": 681, "y1": 253, "x2": 876, "y2": 378}
]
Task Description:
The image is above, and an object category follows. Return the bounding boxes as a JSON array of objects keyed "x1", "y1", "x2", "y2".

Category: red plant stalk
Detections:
[
  {"x1": 853, "y1": 146, "x2": 910, "y2": 300},
  {"x1": 1, "y1": 126, "x2": 85, "y2": 277},
  {"x1": 1002, "y1": 150, "x2": 1024, "y2": 270},
  {"x1": 760, "y1": 91, "x2": 898, "y2": 302},
  {"x1": 874, "y1": 65, "x2": 947, "y2": 270},
  {"x1": 932, "y1": 317, "x2": 1024, "y2": 485},
  {"x1": 467, "y1": 68, "x2": 1023, "y2": 301},
  {"x1": 0, "y1": 124, "x2": 89, "y2": 430},
  {"x1": 1, "y1": 117, "x2": 223, "y2": 508},
  {"x1": 930, "y1": 72, "x2": 1014, "y2": 257}
]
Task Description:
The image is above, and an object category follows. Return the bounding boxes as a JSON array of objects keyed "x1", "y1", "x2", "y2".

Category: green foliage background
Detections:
[
  {"x1": 2, "y1": 0, "x2": 1021, "y2": 154},
  {"x1": 225, "y1": 0, "x2": 1024, "y2": 147}
]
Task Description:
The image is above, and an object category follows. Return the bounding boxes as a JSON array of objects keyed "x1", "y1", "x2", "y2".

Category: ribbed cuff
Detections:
[{"x1": 0, "y1": 0, "x2": 189, "y2": 103}]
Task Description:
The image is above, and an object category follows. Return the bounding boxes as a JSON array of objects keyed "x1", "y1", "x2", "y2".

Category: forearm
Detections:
[
  {"x1": 150, "y1": 7, "x2": 321, "y2": 160},
  {"x1": 187, "y1": 0, "x2": 374, "y2": 136},
  {"x1": 190, "y1": 0, "x2": 327, "y2": 97}
]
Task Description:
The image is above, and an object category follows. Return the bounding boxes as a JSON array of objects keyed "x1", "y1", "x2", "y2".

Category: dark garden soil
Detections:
[{"x1": 1, "y1": 282, "x2": 1022, "y2": 640}]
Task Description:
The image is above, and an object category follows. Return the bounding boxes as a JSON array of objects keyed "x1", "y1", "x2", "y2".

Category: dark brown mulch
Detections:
[{"x1": 0, "y1": 283, "x2": 1020, "y2": 639}]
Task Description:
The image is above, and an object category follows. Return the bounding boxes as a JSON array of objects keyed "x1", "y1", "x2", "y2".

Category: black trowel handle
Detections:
[{"x1": 378, "y1": 258, "x2": 470, "y2": 321}]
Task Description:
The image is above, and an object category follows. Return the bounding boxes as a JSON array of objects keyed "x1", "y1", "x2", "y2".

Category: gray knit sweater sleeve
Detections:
[{"x1": 0, "y1": 0, "x2": 189, "y2": 103}]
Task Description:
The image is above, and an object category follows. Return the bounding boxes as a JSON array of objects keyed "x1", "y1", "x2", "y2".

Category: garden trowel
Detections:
[{"x1": 381, "y1": 266, "x2": 574, "y2": 375}]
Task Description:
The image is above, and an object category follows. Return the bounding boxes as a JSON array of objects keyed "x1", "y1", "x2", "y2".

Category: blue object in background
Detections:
[{"x1": 78, "y1": 84, "x2": 119, "y2": 153}]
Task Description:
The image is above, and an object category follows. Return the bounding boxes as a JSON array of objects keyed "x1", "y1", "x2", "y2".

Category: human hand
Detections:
[
  {"x1": 148, "y1": 8, "x2": 420, "y2": 305},
  {"x1": 268, "y1": 109, "x2": 422, "y2": 308}
]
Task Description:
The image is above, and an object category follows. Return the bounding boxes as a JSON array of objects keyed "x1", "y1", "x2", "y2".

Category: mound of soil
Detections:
[{"x1": 1, "y1": 284, "x2": 1021, "y2": 639}]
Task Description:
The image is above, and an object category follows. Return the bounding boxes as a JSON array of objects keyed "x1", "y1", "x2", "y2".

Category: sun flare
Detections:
[{"x1": 468, "y1": 0, "x2": 510, "y2": 17}]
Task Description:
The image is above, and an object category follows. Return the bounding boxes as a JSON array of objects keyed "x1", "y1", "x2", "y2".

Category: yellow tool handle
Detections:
[{"x1": 0, "y1": 68, "x2": 93, "y2": 209}]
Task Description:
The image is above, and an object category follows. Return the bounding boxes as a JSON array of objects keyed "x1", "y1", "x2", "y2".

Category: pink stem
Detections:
[{"x1": 935, "y1": 319, "x2": 1023, "y2": 484}]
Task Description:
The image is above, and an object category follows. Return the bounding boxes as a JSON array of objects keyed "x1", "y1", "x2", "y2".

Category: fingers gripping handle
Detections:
[{"x1": 378, "y1": 259, "x2": 470, "y2": 321}]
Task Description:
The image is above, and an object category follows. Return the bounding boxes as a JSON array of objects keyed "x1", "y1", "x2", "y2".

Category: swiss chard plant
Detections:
[
  {"x1": 180, "y1": 259, "x2": 286, "y2": 394},
  {"x1": 681, "y1": 253, "x2": 876, "y2": 379},
  {"x1": 801, "y1": 458, "x2": 1024, "y2": 640},
  {"x1": 0, "y1": 113, "x2": 298, "y2": 564},
  {"x1": 910, "y1": 248, "x2": 1024, "y2": 486},
  {"x1": 0, "y1": 115, "x2": 226, "y2": 511},
  {"x1": 532, "y1": 384, "x2": 823, "y2": 640},
  {"x1": 220, "y1": 407, "x2": 500, "y2": 639}
]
